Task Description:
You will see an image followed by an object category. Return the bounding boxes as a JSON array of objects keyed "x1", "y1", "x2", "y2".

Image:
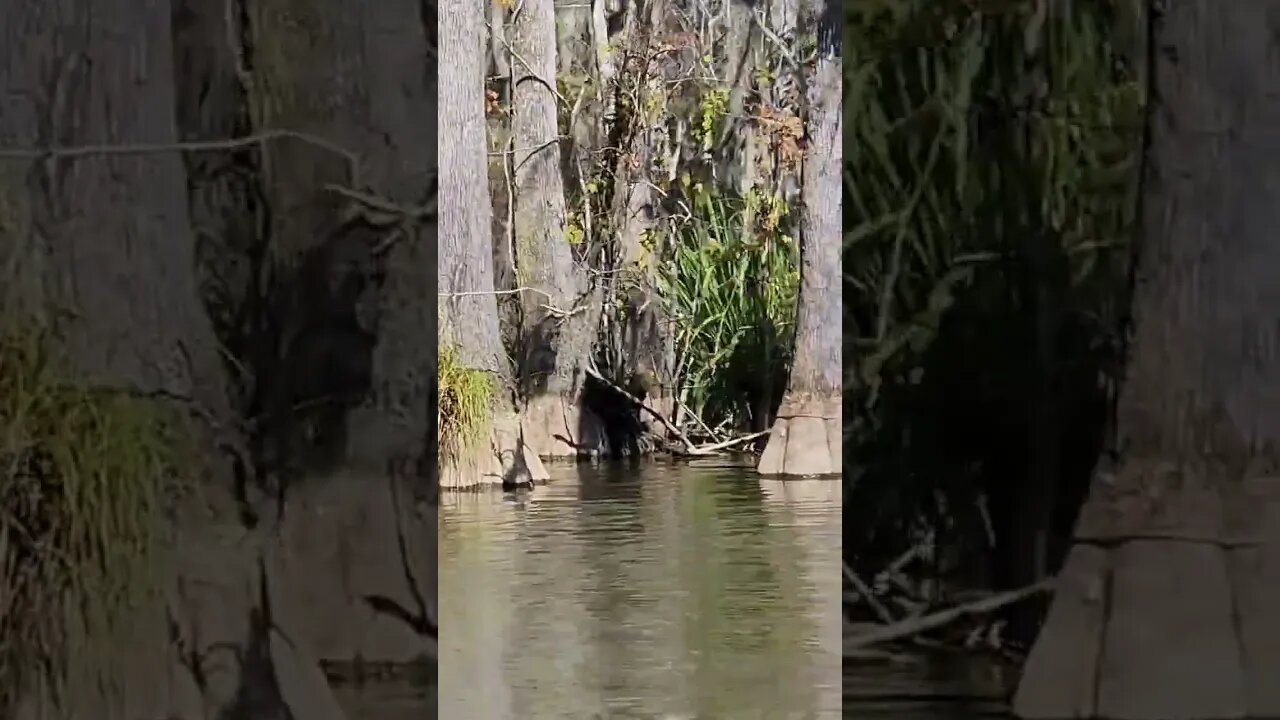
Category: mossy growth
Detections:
[
  {"x1": 0, "y1": 320, "x2": 185, "y2": 712},
  {"x1": 437, "y1": 343, "x2": 494, "y2": 466}
]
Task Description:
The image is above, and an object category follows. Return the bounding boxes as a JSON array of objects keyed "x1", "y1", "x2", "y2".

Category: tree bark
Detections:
[
  {"x1": 1016, "y1": 3, "x2": 1280, "y2": 718},
  {"x1": 510, "y1": 0, "x2": 605, "y2": 457},
  {"x1": 238, "y1": 0, "x2": 436, "y2": 479},
  {"x1": 440, "y1": 0, "x2": 505, "y2": 375},
  {"x1": 606, "y1": 0, "x2": 677, "y2": 440},
  {"x1": 439, "y1": 0, "x2": 546, "y2": 488},
  {"x1": 0, "y1": 0, "x2": 233, "y2": 468},
  {"x1": 756, "y1": 0, "x2": 841, "y2": 477}
]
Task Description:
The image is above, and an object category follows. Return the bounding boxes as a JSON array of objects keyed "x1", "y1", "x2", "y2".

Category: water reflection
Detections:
[
  {"x1": 843, "y1": 653, "x2": 1014, "y2": 719},
  {"x1": 331, "y1": 679, "x2": 436, "y2": 720},
  {"x1": 438, "y1": 460, "x2": 842, "y2": 719}
]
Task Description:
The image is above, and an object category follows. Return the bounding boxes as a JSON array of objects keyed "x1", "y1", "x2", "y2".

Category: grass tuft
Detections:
[
  {"x1": 0, "y1": 320, "x2": 180, "y2": 712},
  {"x1": 437, "y1": 344, "x2": 494, "y2": 465},
  {"x1": 658, "y1": 186, "x2": 799, "y2": 434}
]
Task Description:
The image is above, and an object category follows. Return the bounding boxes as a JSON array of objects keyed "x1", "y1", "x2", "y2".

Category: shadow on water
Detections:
[
  {"x1": 330, "y1": 678, "x2": 437, "y2": 720},
  {"x1": 438, "y1": 459, "x2": 842, "y2": 719},
  {"x1": 843, "y1": 652, "x2": 1015, "y2": 719}
]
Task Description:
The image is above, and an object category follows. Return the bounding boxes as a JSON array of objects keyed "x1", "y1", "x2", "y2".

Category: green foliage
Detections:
[
  {"x1": 565, "y1": 211, "x2": 585, "y2": 246},
  {"x1": 0, "y1": 321, "x2": 180, "y2": 711},
  {"x1": 693, "y1": 88, "x2": 729, "y2": 151},
  {"x1": 658, "y1": 186, "x2": 799, "y2": 435},
  {"x1": 437, "y1": 344, "x2": 494, "y2": 465},
  {"x1": 845, "y1": 1, "x2": 1145, "y2": 560}
]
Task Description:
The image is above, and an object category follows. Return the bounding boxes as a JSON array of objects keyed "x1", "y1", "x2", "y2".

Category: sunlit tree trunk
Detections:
[
  {"x1": 1016, "y1": 3, "x2": 1280, "y2": 718},
  {"x1": 440, "y1": 0, "x2": 546, "y2": 488},
  {"x1": 440, "y1": 0, "x2": 507, "y2": 417},
  {"x1": 756, "y1": 0, "x2": 841, "y2": 477},
  {"x1": 510, "y1": 0, "x2": 607, "y2": 457}
]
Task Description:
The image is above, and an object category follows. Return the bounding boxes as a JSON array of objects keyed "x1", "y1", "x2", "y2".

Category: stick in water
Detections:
[{"x1": 844, "y1": 578, "x2": 1055, "y2": 653}]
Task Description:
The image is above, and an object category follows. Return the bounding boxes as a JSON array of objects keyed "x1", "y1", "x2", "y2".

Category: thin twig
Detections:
[
  {"x1": 438, "y1": 285, "x2": 581, "y2": 321},
  {"x1": 438, "y1": 286, "x2": 552, "y2": 300},
  {"x1": 0, "y1": 128, "x2": 361, "y2": 183},
  {"x1": 322, "y1": 183, "x2": 434, "y2": 221},
  {"x1": 513, "y1": 138, "x2": 561, "y2": 175},
  {"x1": 750, "y1": 10, "x2": 803, "y2": 72}
]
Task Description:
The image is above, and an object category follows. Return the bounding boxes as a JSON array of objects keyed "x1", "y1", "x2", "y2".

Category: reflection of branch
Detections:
[
  {"x1": 387, "y1": 477, "x2": 436, "y2": 638},
  {"x1": 362, "y1": 593, "x2": 434, "y2": 637}
]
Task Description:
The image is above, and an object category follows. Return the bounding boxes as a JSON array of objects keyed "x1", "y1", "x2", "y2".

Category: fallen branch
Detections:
[
  {"x1": 844, "y1": 561, "x2": 895, "y2": 625},
  {"x1": 844, "y1": 578, "x2": 1054, "y2": 653},
  {"x1": 582, "y1": 362, "x2": 762, "y2": 457},
  {"x1": 686, "y1": 429, "x2": 769, "y2": 454}
]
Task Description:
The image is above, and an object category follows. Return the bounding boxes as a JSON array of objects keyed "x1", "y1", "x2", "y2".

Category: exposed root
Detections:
[
  {"x1": 439, "y1": 411, "x2": 548, "y2": 490},
  {"x1": 519, "y1": 393, "x2": 607, "y2": 458},
  {"x1": 758, "y1": 393, "x2": 841, "y2": 476}
]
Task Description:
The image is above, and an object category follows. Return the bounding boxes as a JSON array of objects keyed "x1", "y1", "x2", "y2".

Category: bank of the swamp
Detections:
[
  {"x1": 439, "y1": 185, "x2": 809, "y2": 491},
  {"x1": 0, "y1": 323, "x2": 435, "y2": 720}
]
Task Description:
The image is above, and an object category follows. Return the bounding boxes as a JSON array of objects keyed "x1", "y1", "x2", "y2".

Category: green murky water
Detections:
[{"x1": 438, "y1": 459, "x2": 842, "y2": 719}]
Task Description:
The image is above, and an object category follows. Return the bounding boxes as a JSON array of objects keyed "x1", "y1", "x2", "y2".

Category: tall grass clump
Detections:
[
  {"x1": 0, "y1": 321, "x2": 180, "y2": 711},
  {"x1": 658, "y1": 185, "x2": 799, "y2": 437},
  {"x1": 437, "y1": 344, "x2": 494, "y2": 465},
  {"x1": 845, "y1": 0, "x2": 1145, "y2": 572}
]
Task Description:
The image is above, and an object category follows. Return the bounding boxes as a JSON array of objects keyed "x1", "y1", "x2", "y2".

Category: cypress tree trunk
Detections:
[
  {"x1": 440, "y1": 0, "x2": 545, "y2": 488},
  {"x1": 0, "y1": 0, "x2": 234, "y2": 463},
  {"x1": 1016, "y1": 3, "x2": 1280, "y2": 718},
  {"x1": 235, "y1": 0, "x2": 436, "y2": 479},
  {"x1": 510, "y1": 0, "x2": 606, "y2": 457},
  {"x1": 757, "y1": 0, "x2": 841, "y2": 477}
]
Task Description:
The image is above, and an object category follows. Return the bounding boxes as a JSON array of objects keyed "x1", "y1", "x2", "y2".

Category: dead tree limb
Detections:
[{"x1": 844, "y1": 579, "x2": 1055, "y2": 653}]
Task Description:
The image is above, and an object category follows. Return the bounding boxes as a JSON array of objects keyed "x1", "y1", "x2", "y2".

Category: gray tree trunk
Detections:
[
  {"x1": 612, "y1": 0, "x2": 677, "y2": 437},
  {"x1": 716, "y1": 0, "x2": 759, "y2": 196},
  {"x1": 511, "y1": 0, "x2": 605, "y2": 457},
  {"x1": 556, "y1": 0, "x2": 591, "y2": 79},
  {"x1": 0, "y1": 0, "x2": 233, "y2": 465},
  {"x1": 240, "y1": 0, "x2": 437, "y2": 479},
  {"x1": 440, "y1": 0, "x2": 545, "y2": 489},
  {"x1": 440, "y1": 0, "x2": 506, "y2": 375},
  {"x1": 1016, "y1": 3, "x2": 1280, "y2": 718},
  {"x1": 756, "y1": 0, "x2": 840, "y2": 477}
]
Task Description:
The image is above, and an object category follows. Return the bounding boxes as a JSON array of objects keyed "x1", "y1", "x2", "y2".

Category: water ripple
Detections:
[{"x1": 439, "y1": 461, "x2": 843, "y2": 720}]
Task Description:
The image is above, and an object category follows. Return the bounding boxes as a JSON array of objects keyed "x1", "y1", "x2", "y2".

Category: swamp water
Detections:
[
  {"x1": 843, "y1": 653, "x2": 1015, "y2": 719},
  {"x1": 330, "y1": 678, "x2": 437, "y2": 719},
  {"x1": 438, "y1": 459, "x2": 842, "y2": 719}
]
